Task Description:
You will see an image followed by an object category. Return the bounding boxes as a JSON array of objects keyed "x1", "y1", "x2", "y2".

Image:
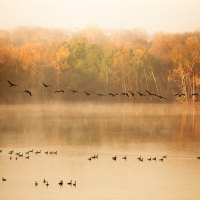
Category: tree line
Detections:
[{"x1": 0, "y1": 26, "x2": 200, "y2": 103}]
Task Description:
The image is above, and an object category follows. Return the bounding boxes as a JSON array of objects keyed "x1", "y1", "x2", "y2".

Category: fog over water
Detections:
[{"x1": 0, "y1": 103, "x2": 200, "y2": 200}]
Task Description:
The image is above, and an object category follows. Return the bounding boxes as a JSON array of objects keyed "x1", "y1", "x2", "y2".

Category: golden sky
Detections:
[{"x1": 1, "y1": 0, "x2": 200, "y2": 33}]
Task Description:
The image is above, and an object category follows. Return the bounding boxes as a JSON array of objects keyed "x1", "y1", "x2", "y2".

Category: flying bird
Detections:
[
  {"x1": 54, "y1": 90, "x2": 64, "y2": 94},
  {"x1": 191, "y1": 93, "x2": 199, "y2": 96},
  {"x1": 155, "y1": 95, "x2": 168, "y2": 100},
  {"x1": 145, "y1": 90, "x2": 155, "y2": 96},
  {"x1": 120, "y1": 92, "x2": 129, "y2": 97},
  {"x1": 42, "y1": 82, "x2": 51, "y2": 87},
  {"x1": 108, "y1": 93, "x2": 115, "y2": 97},
  {"x1": 24, "y1": 90, "x2": 32, "y2": 96},
  {"x1": 96, "y1": 93, "x2": 105, "y2": 97},
  {"x1": 174, "y1": 93, "x2": 185, "y2": 97},
  {"x1": 83, "y1": 91, "x2": 91, "y2": 96},
  {"x1": 137, "y1": 91, "x2": 146, "y2": 96},
  {"x1": 7, "y1": 80, "x2": 18, "y2": 87},
  {"x1": 71, "y1": 90, "x2": 79, "y2": 93},
  {"x1": 128, "y1": 91, "x2": 135, "y2": 97}
]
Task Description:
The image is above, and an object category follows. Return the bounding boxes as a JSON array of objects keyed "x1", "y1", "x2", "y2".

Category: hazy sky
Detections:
[{"x1": 1, "y1": 0, "x2": 200, "y2": 33}]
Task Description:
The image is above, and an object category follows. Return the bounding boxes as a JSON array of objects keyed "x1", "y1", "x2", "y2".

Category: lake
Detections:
[{"x1": 0, "y1": 103, "x2": 200, "y2": 200}]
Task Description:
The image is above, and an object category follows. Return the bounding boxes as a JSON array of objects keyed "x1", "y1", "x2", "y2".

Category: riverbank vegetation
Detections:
[{"x1": 0, "y1": 27, "x2": 200, "y2": 103}]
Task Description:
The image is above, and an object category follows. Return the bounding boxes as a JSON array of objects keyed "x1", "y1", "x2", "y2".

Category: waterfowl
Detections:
[
  {"x1": 73, "y1": 181, "x2": 76, "y2": 187},
  {"x1": 163, "y1": 155, "x2": 167, "y2": 159},
  {"x1": 58, "y1": 180, "x2": 63, "y2": 187},
  {"x1": 122, "y1": 156, "x2": 127, "y2": 160},
  {"x1": 2, "y1": 178, "x2": 7, "y2": 182},
  {"x1": 67, "y1": 180, "x2": 72, "y2": 186},
  {"x1": 112, "y1": 156, "x2": 117, "y2": 161},
  {"x1": 35, "y1": 181, "x2": 38, "y2": 186}
]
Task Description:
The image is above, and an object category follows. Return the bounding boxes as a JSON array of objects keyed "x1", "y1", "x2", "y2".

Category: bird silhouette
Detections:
[
  {"x1": 137, "y1": 156, "x2": 143, "y2": 162},
  {"x1": 67, "y1": 180, "x2": 72, "y2": 186},
  {"x1": 2, "y1": 178, "x2": 7, "y2": 182},
  {"x1": 54, "y1": 90, "x2": 64, "y2": 94},
  {"x1": 128, "y1": 91, "x2": 135, "y2": 97},
  {"x1": 42, "y1": 82, "x2": 51, "y2": 87},
  {"x1": 73, "y1": 181, "x2": 76, "y2": 187},
  {"x1": 155, "y1": 94, "x2": 168, "y2": 100},
  {"x1": 112, "y1": 156, "x2": 117, "y2": 161},
  {"x1": 196, "y1": 156, "x2": 200, "y2": 159},
  {"x1": 83, "y1": 91, "x2": 91, "y2": 96},
  {"x1": 71, "y1": 90, "x2": 78, "y2": 93},
  {"x1": 108, "y1": 93, "x2": 115, "y2": 97},
  {"x1": 24, "y1": 90, "x2": 32, "y2": 96},
  {"x1": 7, "y1": 80, "x2": 18, "y2": 87},
  {"x1": 137, "y1": 91, "x2": 146, "y2": 96},
  {"x1": 147, "y1": 157, "x2": 152, "y2": 161},
  {"x1": 191, "y1": 93, "x2": 199, "y2": 96},
  {"x1": 58, "y1": 180, "x2": 63, "y2": 187},
  {"x1": 174, "y1": 93, "x2": 185, "y2": 97},
  {"x1": 122, "y1": 156, "x2": 127, "y2": 160},
  {"x1": 94, "y1": 154, "x2": 98, "y2": 159},
  {"x1": 163, "y1": 155, "x2": 167, "y2": 159},
  {"x1": 35, "y1": 181, "x2": 38, "y2": 186},
  {"x1": 145, "y1": 90, "x2": 155, "y2": 96},
  {"x1": 121, "y1": 92, "x2": 129, "y2": 97},
  {"x1": 9, "y1": 150, "x2": 14, "y2": 154},
  {"x1": 96, "y1": 93, "x2": 105, "y2": 97}
]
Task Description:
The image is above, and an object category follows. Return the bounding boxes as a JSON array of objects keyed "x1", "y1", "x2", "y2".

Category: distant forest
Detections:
[{"x1": 0, "y1": 27, "x2": 200, "y2": 103}]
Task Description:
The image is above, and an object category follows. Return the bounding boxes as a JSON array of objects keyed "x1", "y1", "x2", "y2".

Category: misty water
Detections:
[{"x1": 0, "y1": 103, "x2": 200, "y2": 200}]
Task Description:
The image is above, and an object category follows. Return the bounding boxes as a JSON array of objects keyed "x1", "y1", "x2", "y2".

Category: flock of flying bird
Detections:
[{"x1": 7, "y1": 80, "x2": 200, "y2": 99}]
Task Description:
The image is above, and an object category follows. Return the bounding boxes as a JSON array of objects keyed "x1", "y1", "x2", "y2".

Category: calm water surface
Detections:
[{"x1": 0, "y1": 103, "x2": 200, "y2": 200}]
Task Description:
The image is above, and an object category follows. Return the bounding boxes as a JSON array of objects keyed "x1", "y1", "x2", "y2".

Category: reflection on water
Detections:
[{"x1": 0, "y1": 103, "x2": 200, "y2": 200}]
